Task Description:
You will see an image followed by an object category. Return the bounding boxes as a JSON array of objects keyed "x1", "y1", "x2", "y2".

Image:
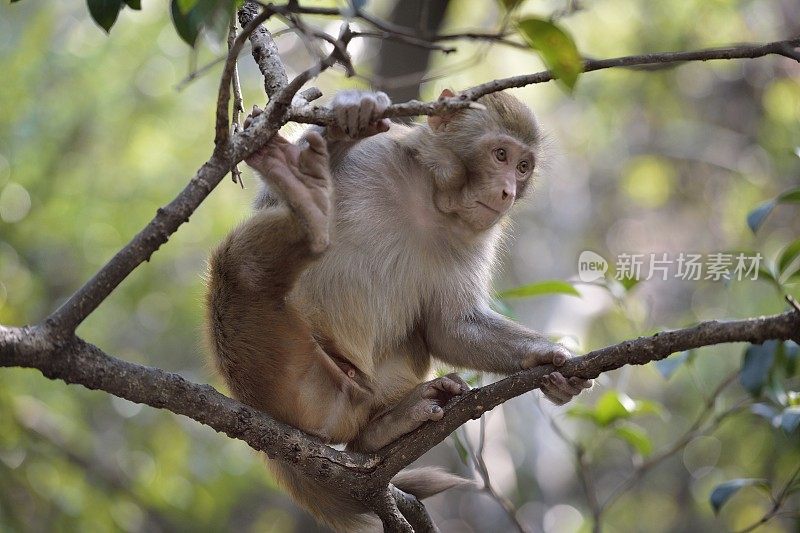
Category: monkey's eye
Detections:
[
  {"x1": 494, "y1": 148, "x2": 507, "y2": 162},
  {"x1": 517, "y1": 160, "x2": 531, "y2": 174}
]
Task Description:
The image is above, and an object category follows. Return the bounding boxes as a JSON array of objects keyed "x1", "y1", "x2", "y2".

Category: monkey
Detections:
[{"x1": 205, "y1": 88, "x2": 593, "y2": 531}]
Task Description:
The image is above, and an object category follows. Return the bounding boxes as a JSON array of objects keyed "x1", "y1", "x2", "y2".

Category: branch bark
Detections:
[
  {"x1": 239, "y1": 0, "x2": 288, "y2": 99},
  {"x1": 3, "y1": 311, "x2": 798, "y2": 499}
]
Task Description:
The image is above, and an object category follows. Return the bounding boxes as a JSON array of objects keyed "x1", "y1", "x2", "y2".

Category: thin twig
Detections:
[
  {"x1": 461, "y1": 38, "x2": 800, "y2": 101},
  {"x1": 351, "y1": 30, "x2": 457, "y2": 54},
  {"x1": 736, "y1": 463, "x2": 800, "y2": 533},
  {"x1": 227, "y1": 17, "x2": 245, "y2": 188},
  {"x1": 599, "y1": 372, "x2": 742, "y2": 514},
  {"x1": 464, "y1": 417, "x2": 528, "y2": 533},
  {"x1": 239, "y1": 0, "x2": 288, "y2": 99},
  {"x1": 576, "y1": 445, "x2": 603, "y2": 533}
]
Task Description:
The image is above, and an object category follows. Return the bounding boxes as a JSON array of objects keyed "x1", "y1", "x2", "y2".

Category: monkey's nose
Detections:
[{"x1": 502, "y1": 188, "x2": 513, "y2": 200}]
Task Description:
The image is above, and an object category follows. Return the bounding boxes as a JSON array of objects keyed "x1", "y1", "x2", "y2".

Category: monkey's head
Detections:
[{"x1": 422, "y1": 89, "x2": 542, "y2": 233}]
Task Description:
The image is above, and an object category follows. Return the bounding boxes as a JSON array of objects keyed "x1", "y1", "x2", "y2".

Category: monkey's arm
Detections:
[{"x1": 426, "y1": 307, "x2": 592, "y2": 404}]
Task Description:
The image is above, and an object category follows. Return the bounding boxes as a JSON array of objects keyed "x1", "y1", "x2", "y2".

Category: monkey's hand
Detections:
[
  {"x1": 327, "y1": 90, "x2": 391, "y2": 140},
  {"x1": 522, "y1": 342, "x2": 593, "y2": 406},
  {"x1": 244, "y1": 107, "x2": 332, "y2": 254}
]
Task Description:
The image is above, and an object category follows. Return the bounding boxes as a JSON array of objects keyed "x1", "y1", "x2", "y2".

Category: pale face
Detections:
[{"x1": 435, "y1": 133, "x2": 536, "y2": 232}]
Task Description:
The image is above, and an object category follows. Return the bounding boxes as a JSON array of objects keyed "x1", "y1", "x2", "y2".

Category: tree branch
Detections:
[
  {"x1": 372, "y1": 488, "x2": 413, "y2": 533},
  {"x1": 287, "y1": 37, "x2": 800, "y2": 126},
  {"x1": 391, "y1": 486, "x2": 440, "y2": 533},
  {"x1": 371, "y1": 311, "x2": 800, "y2": 480},
  {"x1": 239, "y1": 0, "x2": 288, "y2": 99},
  {"x1": 3, "y1": 311, "x2": 798, "y2": 504}
]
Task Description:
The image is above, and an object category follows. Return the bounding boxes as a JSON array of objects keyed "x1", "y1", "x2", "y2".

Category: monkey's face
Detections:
[{"x1": 435, "y1": 133, "x2": 535, "y2": 232}]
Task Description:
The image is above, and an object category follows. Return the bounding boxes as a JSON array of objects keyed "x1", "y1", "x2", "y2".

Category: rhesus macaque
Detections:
[{"x1": 205, "y1": 89, "x2": 592, "y2": 531}]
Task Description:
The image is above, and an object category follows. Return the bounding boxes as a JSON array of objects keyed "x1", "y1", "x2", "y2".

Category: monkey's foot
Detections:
[
  {"x1": 244, "y1": 107, "x2": 332, "y2": 254},
  {"x1": 396, "y1": 373, "x2": 470, "y2": 425},
  {"x1": 328, "y1": 90, "x2": 391, "y2": 139},
  {"x1": 349, "y1": 374, "x2": 470, "y2": 452}
]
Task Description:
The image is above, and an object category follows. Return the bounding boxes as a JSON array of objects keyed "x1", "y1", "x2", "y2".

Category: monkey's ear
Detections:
[{"x1": 428, "y1": 89, "x2": 457, "y2": 133}]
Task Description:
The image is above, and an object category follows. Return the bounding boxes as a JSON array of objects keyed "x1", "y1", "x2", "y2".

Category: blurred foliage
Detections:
[{"x1": 1, "y1": 0, "x2": 799, "y2": 532}]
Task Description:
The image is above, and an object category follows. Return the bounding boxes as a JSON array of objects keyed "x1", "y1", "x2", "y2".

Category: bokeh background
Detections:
[{"x1": 1, "y1": 1, "x2": 799, "y2": 532}]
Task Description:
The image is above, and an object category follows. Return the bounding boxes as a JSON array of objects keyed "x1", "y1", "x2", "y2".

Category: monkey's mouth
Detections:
[{"x1": 476, "y1": 200, "x2": 502, "y2": 216}]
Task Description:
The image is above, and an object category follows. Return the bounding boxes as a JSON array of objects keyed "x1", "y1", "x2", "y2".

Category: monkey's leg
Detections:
[
  {"x1": 206, "y1": 130, "x2": 352, "y2": 430},
  {"x1": 347, "y1": 374, "x2": 469, "y2": 453}
]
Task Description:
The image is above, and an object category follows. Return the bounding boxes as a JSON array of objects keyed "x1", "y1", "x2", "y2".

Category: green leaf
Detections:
[
  {"x1": 619, "y1": 275, "x2": 640, "y2": 291},
  {"x1": 170, "y1": 0, "x2": 212, "y2": 46},
  {"x1": 750, "y1": 402, "x2": 779, "y2": 425},
  {"x1": 566, "y1": 404, "x2": 597, "y2": 423},
  {"x1": 498, "y1": 0, "x2": 524, "y2": 11},
  {"x1": 489, "y1": 297, "x2": 516, "y2": 319},
  {"x1": 757, "y1": 267, "x2": 777, "y2": 284},
  {"x1": 654, "y1": 351, "x2": 690, "y2": 379},
  {"x1": 784, "y1": 341, "x2": 800, "y2": 377},
  {"x1": 177, "y1": 0, "x2": 200, "y2": 13},
  {"x1": 778, "y1": 239, "x2": 800, "y2": 276},
  {"x1": 634, "y1": 399, "x2": 665, "y2": 418},
  {"x1": 740, "y1": 341, "x2": 779, "y2": 395},
  {"x1": 777, "y1": 188, "x2": 800, "y2": 203},
  {"x1": 516, "y1": 17, "x2": 583, "y2": 91},
  {"x1": 594, "y1": 391, "x2": 636, "y2": 426},
  {"x1": 87, "y1": 0, "x2": 124, "y2": 32},
  {"x1": 461, "y1": 371, "x2": 483, "y2": 387},
  {"x1": 746, "y1": 201, "x2": 776, "y2": 233},
  {"x1": 123, "y1": 0, "x2": 141, "y2": 8},
  {"x1": 569, "y1": 391, "x2": 662, "y2": 427},
  {"x1": 451, "y1": 433, "x2": 469, "y2": 466},
  {"x1": 710, "y1": 479, "x2": 770, "y2": 514},
  {"x1": 780, "y1": 406, "x2": 800, "y2": 434},
  {"x1": 614, "y1": 423, "x2": 652, "y2": 456},
  {"x1": 497, "y1": 280, "x2": 580, "y2": 299}
]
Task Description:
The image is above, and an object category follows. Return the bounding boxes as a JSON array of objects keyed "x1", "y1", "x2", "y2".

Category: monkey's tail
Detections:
[
  {"x1": 391, "y1": 466, "x2": 476, "y2": 500},
  {"x1": 268, "y1": 461, "x2": 474, "y2": 532},
  {"x1": 268, "y1": 459, "x2": 380, "y2": 532}
]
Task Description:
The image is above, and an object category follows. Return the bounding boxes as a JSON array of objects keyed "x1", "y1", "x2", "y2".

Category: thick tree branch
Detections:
[
  {"x1": 3, "y1": 312, "x2": 798, "y2": 501},
  {"x1": 370, "y1": 311, "x2": 800, "y2": 480},
  {"x1": 372, "y1": 488, "x2": 413, "y2": 533},
  {"x1": 0, "y1": 325, "x2": 378, "y2": 487},
  {"x1": 391, "y1": 486, "x2": 440, "y2": 533}
]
